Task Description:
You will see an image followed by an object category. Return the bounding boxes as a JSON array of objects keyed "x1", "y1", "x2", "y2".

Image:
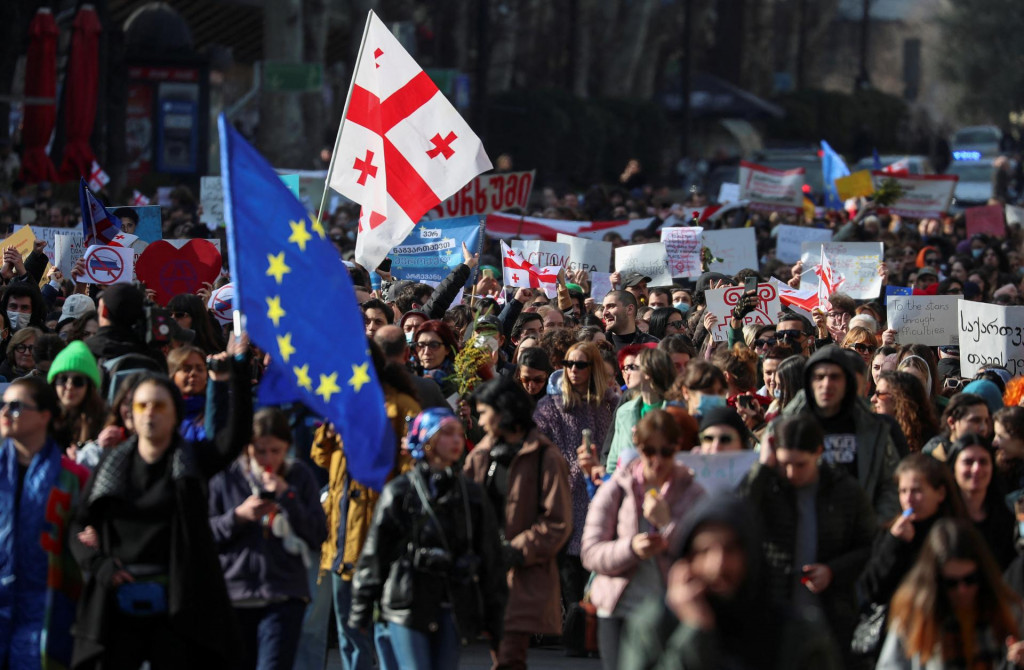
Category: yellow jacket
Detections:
[{"x1": 310, "y1": 388, "x2": 419, "y2": 580}]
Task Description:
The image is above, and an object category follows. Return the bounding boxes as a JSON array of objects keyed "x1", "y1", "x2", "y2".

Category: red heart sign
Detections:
[{"x1": 136, "y1": 239, "x2": 223, "y2": 306}]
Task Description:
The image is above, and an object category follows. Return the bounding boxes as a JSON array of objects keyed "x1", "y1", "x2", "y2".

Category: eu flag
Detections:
[
  {"x1": 218, "y1": 115, "x2": 396, "y2": 491},
  {"x1": 820, "y1": 140, "x2": 850, "y2": 211}
]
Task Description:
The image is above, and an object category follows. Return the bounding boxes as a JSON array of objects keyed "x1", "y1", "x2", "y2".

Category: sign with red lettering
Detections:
[{"x1": 431, "y1": 170, "x2": 535, "y2": 218}]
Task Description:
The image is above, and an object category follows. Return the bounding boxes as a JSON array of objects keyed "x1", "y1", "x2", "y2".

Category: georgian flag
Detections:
[
  {"x1": 327, "y1": 10, "x2": 492, "y2": 272},
  {"x1": 813, "y1": 244, "x2": 845, "y2": 306},
  {"x1": 131, "y1": 190, "x2": 150, "y2": 206},
  {"x1": 88, "y1": 160, "x2": 109, "y2": 192},
  {"x1": 501, "y1": 241, "x2": 561, "y2": 298}
]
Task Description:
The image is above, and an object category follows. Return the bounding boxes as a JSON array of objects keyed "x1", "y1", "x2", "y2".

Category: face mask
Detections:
[
  {"x1": 405, "y1": 330, "x2": 415, "y2": 345},
  {"x1": 674, "y1": 302, "x2": 690, "y2": 314},
  {"x1": 972, "y1": 248, "x2": 984, "y2": 259},
  {"x1": 6, "y1": 311, "x2": 23, "y2": 333},
  {"x1": 696, "y1": 394, "x2": 726, "y2": 416}
]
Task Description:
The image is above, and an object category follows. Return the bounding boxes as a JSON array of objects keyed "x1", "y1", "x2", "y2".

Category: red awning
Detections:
[{"x1": 19, "y1": 8, "x2": 59, "y2": 184}]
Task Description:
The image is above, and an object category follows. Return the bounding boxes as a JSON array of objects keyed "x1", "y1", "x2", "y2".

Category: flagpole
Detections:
[{"x1": 317, "y1": 10, "x2": 374, "y2": 228}]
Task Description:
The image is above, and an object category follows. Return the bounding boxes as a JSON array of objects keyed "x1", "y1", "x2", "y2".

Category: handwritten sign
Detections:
[
  {"x1": 704, "y1": 283, "x2": 782, "y2": 342},
  {"x1": 887, "y1": 295, "x2": 961, "y2": 346},
  {"x1": 958, "y1": 299, "x2": 1024, "y2": 377},
  {"x1": 512, "y1": 240, "x2": 571, "y2": 268},
  {"x1": 872, "y1": 172, "x2": 957, "y2": 219},
  {"x1": 675, "y1": 450, "x2": 758, "y2": 494},
  {"x1": 739, "y1": 161, "x2": 805, "y2": 212},
  {"x1": 966, "y1": 204, "x2": 1005, "y2": 239},
  {"x1": 660, "y1": 227, "x2": 703, "y2": 277},
  {"x1": 200, "y1": 176, "x2": 224, "y2": 230},
  {"x1": 717, "y1": 182, "x2": 740, "y2": 204},
  {"x1": 614, "y1": 243, "x2": 673, "y2": 288},
  {"x1": 556, "y1": 233, "x2": 612, "y2": 274},
  {"x1": 431, "y1": 170, "x2": 535, "y2": 218},
  {"x1": 702, "y1": 228, "x2": 759, "y2": 277},
  {"x1": 800, "y1": 242, "x2": 883, "y2": 300},
  {"x1": 54, "y1": 233, "x2": 85, "y2": 279},
  {"x1": 775, "y1": 225, "x2": 832, "y2": 264},
  {"x1": 590, "y1": 271, "x2": 613, "y2": 303}
]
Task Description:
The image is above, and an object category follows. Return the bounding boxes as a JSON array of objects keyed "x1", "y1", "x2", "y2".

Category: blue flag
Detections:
[
  {"x1": 872, "y1": 148, "x2": 882, "y2": 171},
  {"x1": 820, "y1": 140, "x2": 850, "y2": 210},
  {"x1": 218, "y1": 115, "x2": 397, "y2": 491},
  {"x1": 78, "y1": 179, "x2": 122, "y2": 246}
]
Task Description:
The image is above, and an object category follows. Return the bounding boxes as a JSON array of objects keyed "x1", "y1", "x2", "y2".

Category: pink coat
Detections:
[{"x1": 580, "y1": 459, "x2": 705, "y2": 614}]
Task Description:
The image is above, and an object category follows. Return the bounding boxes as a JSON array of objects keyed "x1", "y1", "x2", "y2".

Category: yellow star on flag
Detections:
[
  {"x1": 316, "y1": 372, "x2": 341, "y2": 403},
  {"x1": 293, "y1": 364, "x2": 313, "y2": 391},
  {"x1": 348, "y1": 362, "x2": 371, "y2": 393},
  {"x1": 288, "y1": 219, "x2": 312, "y2": 252},
  {"x1": 310, "y1": 215, "x2": 327, "y2": 240},
  {"x1": 266, "y1": 295, "x2": 286, "y2": 327},
  {"x1": 276, "y1": 332, "x2": 295, "y2": 363},
  {"x1": 266, "y1": 251, "x2": 291, "y2": 284}
]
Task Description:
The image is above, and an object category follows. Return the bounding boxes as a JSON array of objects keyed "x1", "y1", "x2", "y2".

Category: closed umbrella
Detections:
[
  {"x1": 18, "y1": 7, "x2": 59, "y2": 183},
  {"x1": 59, "y1": 5, "x2": 102, "y2": 181}
]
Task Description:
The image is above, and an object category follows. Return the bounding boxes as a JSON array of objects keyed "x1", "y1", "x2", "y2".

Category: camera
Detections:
[
  {"x1": 207, "y1": 356, "x2": 230, "y2": 374},
  {"x1": 412, "y1": 547, "x2": 453, "y2": 574}
]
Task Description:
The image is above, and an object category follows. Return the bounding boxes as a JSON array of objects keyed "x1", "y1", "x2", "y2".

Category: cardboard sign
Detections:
[
  {"x1": 800, "y1": 242, "x2": 883, "y2": 300},
  {"x1": 207, "y1": 283, "x2": 235, "y2": 325},
  {"x1": 775, "y1": 225, "x2": 832, "y2": 264},
  {"x1": 432, "y1": 170, "x2": 535, "y2": 218},
  {"x1": 885, "y1": 285, "x2": 912, "y2": 305},
  {"x1": 556, "y1": 233, "x2": 613, "y2": 274},
  {"x1": 835, "y1": 170, "x2": 875, "y2": 200},
  {"x1": 202, "y1": 175, "x2": 302, "y2": 229},
  {"x1": 82, "y1": 245, "x2": 135, "y2": 285},
  {"x1": 3, "y1": 225, "x2": 39, "y2": 261},
  {"x1": 738, "y1": 161, "x2": 805, "y2": 213},
  {"x1": 590, "y1": 272, "x2": 613, "y2": 304},
  {"x1": 704, "y1": 283, "x2": 782, "y2": 342},
  {"x1": 660, "y1": 227, "x2": 703, "y2": 278},
  {"x1": 512, "y1": 240, "x2": 571, "y2": 269},
  {"x1": 675, "y1": 450, "x2": 758, "y2": 495},
  {"x1": 614, "y1": 243, "x2": 673, "y2": 288},
  {"x1": 965, "y1": 204, "x2": 1005, "y2": 239},
  {"x1": 135, "y1": 239, "x2": 223, "y2": 305},
  {"x1": 702, "y1": 228, "x2": 759, "y2": 277},
  {"x1": 716, "y1": 182, "x2": 740, "y2": 204},
  {"x1": 886, "y1": 295, "x2": 961, "y2": 346},
  {"x1": 388, "y1": 215, "x2": 483, "y2": 284},
  {"x1": 958, "y1": 300, "x2": 1024, "y2": 377},
  {"x1": 871, "y1": 172, "x2": 957, "y2": 218},
  {"x1": 54, "y1": 233, "x2": 86, "y2": 279}
]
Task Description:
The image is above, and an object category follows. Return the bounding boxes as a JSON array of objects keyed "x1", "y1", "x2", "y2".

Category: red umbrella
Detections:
[
  {"x1": 18, "y1": 8, "x2": 59, "y2": 184},
  {"x1": 59, "y1": 5, "x2": 102, "y2": 181}
]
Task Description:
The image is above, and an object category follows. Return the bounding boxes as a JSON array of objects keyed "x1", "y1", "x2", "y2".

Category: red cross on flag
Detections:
[
  {"x1": 328, "y1": 11, "x2": 492, "y2": 271},
  {"x1": 131, "y1": 190, "x2": 150, "y2": 206},
  {"x1": 501, "y1": 241, "x2": 561, "y2": 298},
  {"x1": 813, "y1": 244, "x2": 845, "y2": 307},
  {"x1": 88, "y1": 160, "x2": 109, "y2": 192}
]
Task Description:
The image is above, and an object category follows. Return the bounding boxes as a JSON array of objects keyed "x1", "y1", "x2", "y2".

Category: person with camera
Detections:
[
  {"x1": 349, "y1": 408, "x2": 507, "y2": 670},
  {"x1": 68, "y1": 333, "x2": 252, "y2": 668},
  {"x1": 207, "y1": 407, "x2": 327, "y2": 670},
  {"x1": 82, "y1": 284, "x2": 166, "y2": 372}
]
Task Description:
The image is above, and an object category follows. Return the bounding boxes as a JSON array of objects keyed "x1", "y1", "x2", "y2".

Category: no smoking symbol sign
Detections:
[{"x1": 85, "y1": 248, "x2": 125, "y2": 284}]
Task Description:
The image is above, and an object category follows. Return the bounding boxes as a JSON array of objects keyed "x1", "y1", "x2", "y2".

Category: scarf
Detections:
[{"x1": 422, "y1": 358, "x2": 455, "y2": 388}]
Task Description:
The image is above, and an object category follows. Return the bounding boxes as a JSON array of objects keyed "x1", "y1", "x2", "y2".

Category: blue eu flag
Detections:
[
  {"x1": 218, "y1": 115, "x2": 396, "y2": 491},
  {"x1": 820, "y1": 140, "x2": 850, "y2": 210}
]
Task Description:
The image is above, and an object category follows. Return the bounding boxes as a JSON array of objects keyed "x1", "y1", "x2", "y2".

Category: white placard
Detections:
[
  {"x1": 958, "y1": 300, "x2": 1024, "y2": 377},
  {"x1": 590, "y1": 272, "x2": 613, "y2": 304},
  {"x1": 81, "y1": 245, "x2": 135, "y2": 285},
  {"x1": 200, "y1": 176, "x2": 224, "y2": 230},
  {"x1": 701, "y1": 228, "x2": 759, "y2": 276},
  {"x1": 872, "y1": 172, "x2": 957, "y2": 219},
  {"x1": 555, "y1": 233, "x2": 613, "y2": 274},
  {"x1": 886, "y1": 295, "x2": 961, "y2": 346},
  {"x1": 739, "y1": 161, "x2": 805, "y2": 212},
  {"x1": 54, "y1": 233, "x2": 85, "y2": 279},
  {"x1": 614, "y1": 243, "x2": 673, "y2": 288},
  {"x1": 775, "y1": 225, "x2": 832, "y2": 264},
  {"x1": 660, "y1": 227, "x2": 703, "y2": 278},
  {"x1": 1007, "y1": 205, "x2": 1024, "y2": 227},
  {"x1": 511, "y1": 240, "x2": 571, "y2": 268},
  {"x1": 704, "y1": 283, "x2": 782, "y2": 342},
  {"x1": 799, "y1": 242, "x2": 883, "y2": 300},
  {"x1": 675, "y1": 450, "x2": 758, "y2": 494},
  {"x1": 716, "y1": 182, "x2": 741, "y2": 204}
]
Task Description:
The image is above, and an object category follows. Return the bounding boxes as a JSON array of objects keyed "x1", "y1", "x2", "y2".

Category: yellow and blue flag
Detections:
[{"x1": 218, "y1": 115, "x2": 396, "y2": 490}]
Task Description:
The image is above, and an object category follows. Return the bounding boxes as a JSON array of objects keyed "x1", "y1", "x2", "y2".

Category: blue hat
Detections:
[
  {"x1": 406, "y1": 408, "x2": 460, "y2": 460},
  {"x1": 962, "y1": 379, "x2": 1004, "y2": 416}
]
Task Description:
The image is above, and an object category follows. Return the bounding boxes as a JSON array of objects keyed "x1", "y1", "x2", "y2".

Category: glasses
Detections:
[
  {"x1": 564, "y1": 360, "x2": 591, "y2": 370},
  {"x1": 667, "y1": 320, "x2": 685, "y2": 329},
  {"x1": 55, "y1": 374, "x2": 88, "y2": 388},
  {"x1": 827, "y1": 312, "x2": 850, "y2": 322},
  {"x1": 13, "y1": 344, "x2": 32, "y2": 354},
  {"x1": 0, "y1": 400, "x2": 39, "y2": 417},
  {"x1": 872, "y1": 390, "x2": 891, "y2": 399},
  {"x1": 170, "y1": 311, "x2": 189, "y2": 319},
  {"x1": 775, "y1": 330, "x2": 804, "y2": 342},
  {"x1": 755, "y1": 337, "x2": 777, "y2": 348},
  {"x1": 621, "y1": 363, "x2": 640, "y2": 372},
  {"x1": 944, "y1": 378, "x2": 966, "y2": 391},
  {"x1": 133, "y1": 400, "x2": 171, "y2": 414},
  {"x1": 849, "y1": 343, "x2": 876, "y2": 354},
  {"x1": 942, "y1": 571, "x2": 979, "y2": 590},
  {"x1": 520, "y1": 375, "x2": 546, "y2": 386},
  {"x1": 641, "y1": 445, "x2": 676, "y2": 459},
  {"x1": 415, "y1": 341, "x2": 444, "y2": 351}
]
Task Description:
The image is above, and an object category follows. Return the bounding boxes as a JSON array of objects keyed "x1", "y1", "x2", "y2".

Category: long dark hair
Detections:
[
  {"x1": 878, "y1": 370, "x2": 939, "y2": 452},
  {"x1": 891, "y1": 453, "x2": 966, "y2": 526},
  {"x1": 471, "y1": 375, "x2": 535, "y2": 437},
  {"x1": 167, "y1": 293, "x2": 226, "y2": 354},
  {"x1": 647, "y1": 307, "x2": 684, "y2": 340}
]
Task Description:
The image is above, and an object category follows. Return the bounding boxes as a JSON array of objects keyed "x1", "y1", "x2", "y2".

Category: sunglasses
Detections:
[
  {"x1": 849, "y1": 343, "x2": 876, "y2": 354},
  {"x1": 667, "y1": 320, "x2": 685, "y2": 329},
  {"x1": 0, "y1": 400, "x2": 40, "y2": 417},
  {"x1": 942, "y1": 571, "x2": 979, "y2": 589},
  {"x1": 415, "y1": 341, "x2": 444, "y2": 351},
  {"x1": 755, "y1": 337, "x2": 777, "y2": 348},
  {"x1": 133, "y1": 400, "x2": 171, "y2": 414},
  {"x1": 872, "y1": 390, "x2": 891, "y2": 399},
  {"x1": 775, "y1": 329, "x2": 804, "y2": 341},
  {"x1": 55, "y1": 374, "x2": 88, "y2": 388},
  {"x1": 564, "y1": 360, "x2": 591, "y2": 370},
  {"x1": 171, "y1": 311, "x2": 189, "y2": 320},
  {"x1": 641, "y1": 445, "x2": 676, "y2": 458},
  {"x1": 944, "y1": 378, "x2": 966, "y2": 391}
]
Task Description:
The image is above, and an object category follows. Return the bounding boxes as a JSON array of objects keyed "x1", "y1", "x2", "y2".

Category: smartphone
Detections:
[
  {"x1": 581, "y1": 428, "x2": 593, "y2": 450},
  {"x1": 378, "y1": 258, "x2": 392, "y2": 273},
  {"x1": 259, "y1": 490, "x2": 276, "y2": 501},
  {"x1": 744, "y1": 276, "x2": 757, "y2": 294}
]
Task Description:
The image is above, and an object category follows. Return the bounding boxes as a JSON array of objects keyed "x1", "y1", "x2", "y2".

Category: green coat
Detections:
[{"x1": 604, "y1": 397, "x2": 666, "y2": 475}]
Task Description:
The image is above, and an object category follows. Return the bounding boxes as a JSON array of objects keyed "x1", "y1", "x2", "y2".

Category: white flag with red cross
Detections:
[
  {"x1": 88, "y1": 160, "x2": 110, "y2": 192},
  {"x1": 501, "y1": 241, "x2": 561, "y2": 298},
  {"x1": 131, "y1": 190, "x2": 150, "y2": 206},
  {"x1": 328, "y1": 11, "x2": 492, "y2": 272},
  {"x1": 813, "y1": 244, "x2": 845, "y2": 307}
]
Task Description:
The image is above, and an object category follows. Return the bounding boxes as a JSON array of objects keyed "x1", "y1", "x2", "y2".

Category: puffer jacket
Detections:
[{"x1": 310, "y1": 387, "x2": 418, "y2": 580}]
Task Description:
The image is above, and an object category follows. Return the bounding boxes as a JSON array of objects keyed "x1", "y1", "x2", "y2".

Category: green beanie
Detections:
[{"x1": 47, "y1": 340, "x2": 101, "y2": 389}]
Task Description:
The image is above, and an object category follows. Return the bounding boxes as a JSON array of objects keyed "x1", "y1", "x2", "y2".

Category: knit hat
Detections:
[
  {"x1": 406, "y1": 408, "x2": 461, "y2": 460},
  {"x1": 962, "y1": 379, "x2": 1004, "y2": 416},
  {"x1": 47, "y1": 340, "x2": 101, "y2": 388},
  {"x1": 699, "y1": 407, "x2": 750, "y2": 441},
  {"x1": 60, "y1": 294, "x2": 95, "y2": 322}
]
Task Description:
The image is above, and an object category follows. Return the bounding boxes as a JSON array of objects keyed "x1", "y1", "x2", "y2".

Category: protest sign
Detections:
[
  {"x1": 485, "y1": 212, "x2": 657, "y2": 242},
  {"x1": 156, "y1": 186, "x2": 173, "y2": 208},
  {"x1": 660, "y1": 227, "x2": 703, "y2": 278},
  {"x1": 701, "y1": 228, "x2": 759, "y2": 277},
  {"x1": 135, "y1": 239, "x2": 223, "y2": 305},
  {"x1": 614, "y1": 243, "x2": 672, "y2": 288},
  {"x1": 1007, "y1": 205, "x2": 1024, "y2": 227},
  {"x1": 704, "y1": 283, "x2": 782, "y2": 342},
  {"x1": 872, "y1": 172, "x2": 957, "y2": 218},
  {"x1": 885, "y1": 285, "x2": 912, "y2": 305},
  {"x1": 886, "y1": 295, "x2": 961, "y2": 346},
  {"x1": 590, "y1": 272, "x2": 613, "y2": 304},
  {"x1": 775, "y1": 225, "x2": 832, "y2": 264},
  {"x1": 19, "y1": 208, "x2": 36, "y2": 224},
  {"x1": 387, "y1": 215, "x2": 483, "y2": 284},
  {"x1": 203, "y1": 175, "x2": 303, "y2": 229},
  {"x1": 82, "y1": 245, "x2": 134, "y2": 285},
  {"x1": 431, "y1": 170, "x2": 535, "y2": 218},
  {"x1": 835, "y1": 171, "x2": 875, "y2": 200},
  {"x1": 800, "y1": 242, "x2": 883, "y2": 299},
  {"x1": 207, "y1": 283, "x2": 235, "y2": 325},
  {"x1": 966, "y1": 204, "x2": 1005, "y2": 238},
  {"x1": 958, "y1": 299, "x2": 1024, "y2": 377},
  {"x1": 512, "y1": 239, "x2": 571, "y2": 268},
  {"x1": 717, "y1": 182, "x2": 740, "y2": 204},
  {"x1": 738, "y1": 161, "x2": 805, "y2": 212},
  {"x1": 3, "y1": 225, "x2": 38, "y2": 261},
  {"x1": 54, "y1": 233, "x2": 86, "y2": 279},
  {"x1": 675, "y1": 450, "x2": 757, "y2": 494},
  {"x1": 555, "y1": 233, "x2": 612, "y2": 273}
]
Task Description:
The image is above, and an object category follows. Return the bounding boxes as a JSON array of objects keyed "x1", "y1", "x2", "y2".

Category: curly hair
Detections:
[
  {"x1": 878, "y1": 370, "x2": 939, "y2": 452},
  {"x1": 711, "y1": 344, "x2": 759, "y2": 392}
]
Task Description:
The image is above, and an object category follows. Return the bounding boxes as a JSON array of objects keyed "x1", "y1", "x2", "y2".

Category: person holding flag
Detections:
[{"x1": 78, "y1": 178, "x2": 121, "y2": 248}]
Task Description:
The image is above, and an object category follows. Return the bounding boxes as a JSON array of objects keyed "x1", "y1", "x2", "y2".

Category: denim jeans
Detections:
[
  {"x1": 234, "y1": 599, "x2": 307, "y2": 670},
  {"x1": 291, "y1": 561, "x2": 333, "y2": 670},
  {"x1": 385, "y1": 608, "x2": 459, "y2": 670},
  {"x1": 332, "y1": 574, "x2": 377, "y2": 670}
]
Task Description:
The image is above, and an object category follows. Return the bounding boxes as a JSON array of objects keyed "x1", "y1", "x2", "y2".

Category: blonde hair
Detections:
[{"x1": 560, "y1": 342, "x2": 610, "y2": 409}]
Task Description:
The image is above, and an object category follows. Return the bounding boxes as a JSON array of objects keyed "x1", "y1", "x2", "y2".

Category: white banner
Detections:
[
  {"x1": 800, "y1": 242, "x2": 883, "y2": 300},
  {"x1": 702, "y1": 228, "x2": 759, "y2": 277},
  {"x1": 958, "y1": 300, "x2": 1024, "y2": 377},
  {"x1": 555, "y1": 233, "x2": 613, "y2": 274},
  {"x1": 614, "y1": 243, "x2": 673, "y2": 288},
  {"x1": 704, "y1": 283, "x2": 782, "y2": 342},
  {"x1": 54, "y1": 233, "x2": 85, "y2": 280},
  {"x1": 431, "y1": 170, "x2": 535, "y2": 218},
  {"x1": 81, "y1": 245, "x2": 135, "y2": 285},
  {"x1": 511, "y1": 240, "x2": 571, "y2": 268},
  {"x1": 739, "y1": 160, "x2": 805, "y2": 212},
  {"x1": 872, "y1": 172, "x2": 958, "y2": 219},
  {"x1": 675, "y1": 450, "x2": 758, "y2": 494},
  {"x1": 775, "y1": 224, "x2": 832, "y2": 264},
  {"x1": 660, "y1": 227, "x2": 703, "y2": 278},
  {"x1": 886, "y1": 295, "x2": 961, "y2": 346}
]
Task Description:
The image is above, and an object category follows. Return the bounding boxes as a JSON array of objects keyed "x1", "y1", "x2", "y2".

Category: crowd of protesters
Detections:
[{"x1": 8, "y1": 167, "x2": 1024, "y2": 670}]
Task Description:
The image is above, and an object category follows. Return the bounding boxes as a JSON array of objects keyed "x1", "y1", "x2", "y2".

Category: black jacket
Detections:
[
  {"x1": 85, "y1": 326, "x2": 166, "y2": 371},
  {"x1": 423, "y1": 264, "x2": 472, "y2": 320},
  {"x1": 857, "y1": 515, "x2": 939, "y2": 609},
  {"x1": 349, "y1": 462, "x2": 506, "y2": 644}
]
